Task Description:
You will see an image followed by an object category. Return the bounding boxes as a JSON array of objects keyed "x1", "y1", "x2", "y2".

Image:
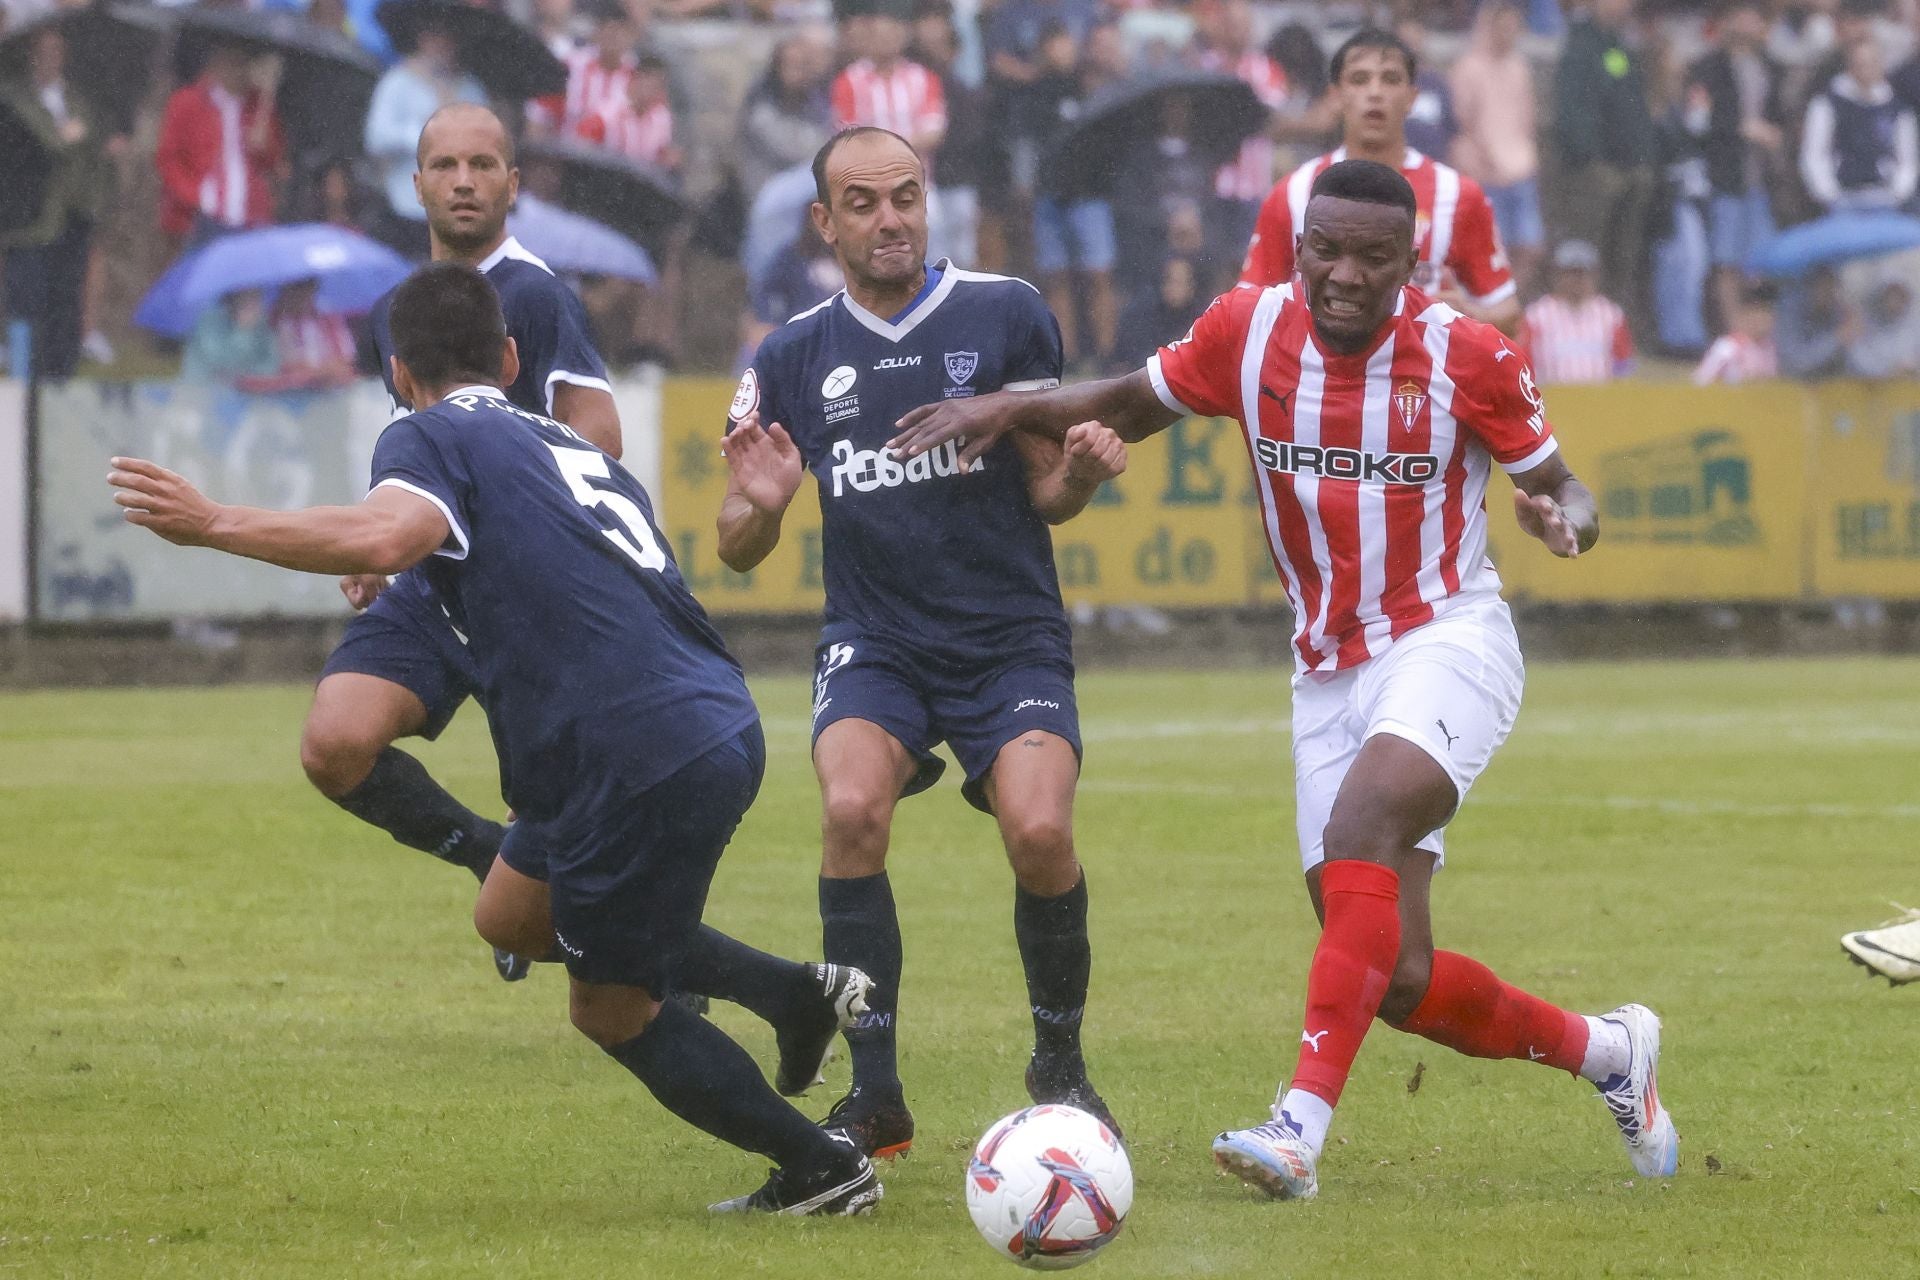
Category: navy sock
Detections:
[
  {"x1": 819, "y1": 873, "x2": 902, "y2": 1095},
  {"x1": 604, "y1": 1000, "x2": 844, "y2": 1170},
  {"x1": 332, "y1": 747, "x2": 502, "y2": 881},
  {"x1": 678, "y1": 926, "x2": 811, "y2": 1024},
  {"x1": 1014, "y1": 873, "x2": 1090, "y2": 1064}
]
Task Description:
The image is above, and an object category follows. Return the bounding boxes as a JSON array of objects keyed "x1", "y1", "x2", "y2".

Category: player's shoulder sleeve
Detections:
[
  {"x1": 730, "y1": 313, "x2": 812, "y2": 450},
  {"x1": 506, "y1": 270, "x2": 611, "y2": 412},
  {"x1": 996, "y1": 276, "x2": 1063, "y2": 390},
  {"x1": 369, "y1": 409, "x2": 473, "y2": 559},
  {"x1": 1445, "y1": 316, "x2": 1558, "y2": 474},
  {"x1": 1238, "y1": 179, "x2": 1294, "y2": 286},
  {"x1": 1148, "y1": 283, "x2": 1266, "y2": 420},
  {"x1": 1449, "y1": 176, "x2": 1517, "y2": 308}
]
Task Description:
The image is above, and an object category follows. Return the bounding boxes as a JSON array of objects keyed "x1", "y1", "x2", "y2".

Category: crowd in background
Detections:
[{"x1": 3, "y1": 0, "x2": 1920, "y2": 387}]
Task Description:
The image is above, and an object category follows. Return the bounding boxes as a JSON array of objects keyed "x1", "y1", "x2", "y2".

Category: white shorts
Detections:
[{"x1": 1291, "y1": 595, "x2": 1526, "y2": 872}]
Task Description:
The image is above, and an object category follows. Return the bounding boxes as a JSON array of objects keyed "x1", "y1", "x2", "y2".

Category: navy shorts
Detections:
[
  {"x1": 500, "y1": 722, "x2": 765, "y2": 992},
  {"x1": 319, "y1": 571, "x2": 480, "y2": 740},
  {"x1": 809, "y1": 635, "x2": 1081, "y2": 813}
]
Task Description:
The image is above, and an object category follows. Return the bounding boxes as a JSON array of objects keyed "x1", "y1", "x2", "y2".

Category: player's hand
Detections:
[
  {"x1": 889, "y1": 392, "x2": 1016, "y2": 467},
  {"x1": 340, "y1": 574, "x2": 388, "y2": 611},
  {"x1": 722, "y1": 412, "x2": 804, "y2": 514},
  {"x1": 107, "y1": 456, "x2": 222, "y2": 546},
  {"x1": 1063, "y1": 422, "x2": 1126, "y2": 486},
  {"x1": 1513, "y1": 489, "x2": 1580, "y2": 558}
]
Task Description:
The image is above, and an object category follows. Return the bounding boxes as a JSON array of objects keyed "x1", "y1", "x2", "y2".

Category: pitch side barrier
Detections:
[
  {"x1": 15, "y1": 375, "x2": 1916, "y2": 622},
  {"x1": 651, "y1": 377, "x2": 1920, "y2": 613}
]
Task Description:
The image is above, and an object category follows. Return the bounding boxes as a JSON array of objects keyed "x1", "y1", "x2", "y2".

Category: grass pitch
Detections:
[{"x1": 3, "y1": 659, "x2": 1917, "y2": 1278}]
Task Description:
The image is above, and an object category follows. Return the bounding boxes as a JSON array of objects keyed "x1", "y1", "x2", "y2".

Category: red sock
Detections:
[
  {"x1": 1396, "y1": 950, "x2": 1589, "y2": 1073},
  {"x1": 1290, "y1": 860, "x2": 1401, "y2": 1107}
]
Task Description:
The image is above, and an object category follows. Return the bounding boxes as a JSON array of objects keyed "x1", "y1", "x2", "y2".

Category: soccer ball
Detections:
[{"x1": 964, "y1": 1104, "x2": 1132, "y2": 1270}]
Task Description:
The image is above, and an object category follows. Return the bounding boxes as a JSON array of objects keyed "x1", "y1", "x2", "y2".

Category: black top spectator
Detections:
[
  {"x1": 1554, "y1": 0, "x2": 1659, "y2": 170},
  {"x1": 1683, "y1": 2, "x2": 1786, "y2": 199}
]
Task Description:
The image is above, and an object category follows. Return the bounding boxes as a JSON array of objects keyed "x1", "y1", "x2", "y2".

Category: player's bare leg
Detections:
[
  {"x1": 984, "y1": 731, "x2": 1119, "y2": 1136},
  {"x1": 813, "y1": 718, "x2": 918, "y2": 1158},
  {"x1": 304, "y1": 672, "x2": 526, "y2": 978}
]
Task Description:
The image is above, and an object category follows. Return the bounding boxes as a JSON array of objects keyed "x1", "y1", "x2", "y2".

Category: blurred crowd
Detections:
[{"x1": 3, "y1": 0, "x2": 1920, "y2": 386}]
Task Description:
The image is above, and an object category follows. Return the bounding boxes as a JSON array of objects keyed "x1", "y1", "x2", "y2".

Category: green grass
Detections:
[{"x1": 3, "y1": 660, "x2": 1918, "y2": 1278}]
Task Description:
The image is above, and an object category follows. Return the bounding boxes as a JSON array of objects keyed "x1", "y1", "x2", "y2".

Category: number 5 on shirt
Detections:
[{"x1": 547, "y1": 444, "x2": 667, "y2": 571}]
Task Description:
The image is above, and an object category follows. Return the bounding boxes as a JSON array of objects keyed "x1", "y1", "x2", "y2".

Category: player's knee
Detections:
[
  {"x1": 1382, "y1": 949, "x2": 1434, "y2": 1024},
  {"x1": 1319, "y1": 809, "x2": 1407, "y2": 867},
  {"x1": 568, "y1": 984, "x2": 660, "y2": 1049},
  {"x1": 820, "y1": 784, "x2": 893, "y2": 868},
  {"x1": 1002, "y1": 813, "x2": 1075, "y2": 886},
  {"x1": 299, "y1": 713, "x2": 383, "y2": 798}
]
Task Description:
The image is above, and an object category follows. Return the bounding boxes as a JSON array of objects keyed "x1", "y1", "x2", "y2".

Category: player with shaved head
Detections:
[{"x1": 888, "y1": 158, "x2": 1679, "y2": 1201}]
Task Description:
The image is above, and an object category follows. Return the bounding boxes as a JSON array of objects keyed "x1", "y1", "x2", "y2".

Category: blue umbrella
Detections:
[
  {"x1": 508, "y1": 195, "x2": 658, "y2": 285},
  {"x1": 136, "y1": 225, "x2": 412, "y2": 338},
  {"x1": 1747, "y1": 211, "x2": 1920, "y2": 278}
]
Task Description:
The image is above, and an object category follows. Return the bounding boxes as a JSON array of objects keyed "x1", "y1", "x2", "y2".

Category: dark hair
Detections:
[
  {"x1": 811, "y1": 125, "x2": 920, "y2": 206},
  {"x1": 1329, "y1": 26, "x2": 1416, "y2": 83},
  {"x1": 634, "y1": 52, "x2": 670, "y2": 75},
  {"x1": 1309, "y1": 158, "x2": 1418, "y2": 221},
  {"x1": 388, "y1": 262, "x2": 508, "y2": 389}
]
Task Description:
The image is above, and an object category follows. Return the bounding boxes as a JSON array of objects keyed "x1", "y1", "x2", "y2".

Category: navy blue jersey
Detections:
[
  {"x1": 735, "y1": 261, "x2": 1071, "y2": 661},
  {"x1": 371, "y1": 386, "x2": 757, "y2": 830},
  {"x1": 371, "y1": 237, "x2": 610, "y2": 416}
]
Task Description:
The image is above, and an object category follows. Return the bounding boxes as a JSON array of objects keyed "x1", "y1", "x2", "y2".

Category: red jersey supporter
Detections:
[
  {"x1": 1520, "y1": 240, "x2": 1634, "y2": 384},
  {"x1": 155, "y1": 43, "x2": 286, "y2": 243}
]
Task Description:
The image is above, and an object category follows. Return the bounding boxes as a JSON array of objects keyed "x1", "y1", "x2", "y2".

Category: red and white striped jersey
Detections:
[
  {"x1": 528, "y1": 46, "x2": 636, "y2": 134},
  {"x1": 1150, "y1": 283, "x2": 1558, "y2": 671},
  {"x1": 1240, "y1": 148, "x2": 1516, "y2": 308},
  {"x1": 830, "y1": 58, "x2": 946, "y2": 139},
  {"x1": 1520, "y1": 294, "x2": 1633, "y2": 384},
  {"x1": 1692, "y1": 334, "x2": 1777, "y2": 385},
  {"x1": 577, "y1": 101, "x2": 675, "y2": 167},
  {"x1": 1200, "y1": 50, "x2": 1288, "y2": 202}
]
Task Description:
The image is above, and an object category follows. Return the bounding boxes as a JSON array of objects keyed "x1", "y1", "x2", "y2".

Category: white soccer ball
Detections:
[{"x1": 964, "y1": 1104, "x2": 1132, "y2": 1270}]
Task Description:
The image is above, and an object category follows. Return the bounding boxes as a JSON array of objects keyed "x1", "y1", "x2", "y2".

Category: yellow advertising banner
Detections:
[
  {"x1": 1489, "y1": 382, "x2": 1812, "y2": 603},
  {"x1": 1806, "y1": 381, "x2": 1920, "y2": 597},
  {"x1": 655, "y1": 376, "x2": 1920, "y2": 616},
  {"x1": 653, "y1": 378, "x2": 1276, "y2": 614}
]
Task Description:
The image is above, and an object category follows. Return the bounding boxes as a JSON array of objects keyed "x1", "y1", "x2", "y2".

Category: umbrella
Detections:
[
  {"x1": 375, "y1": 0, "x2": 565, "y2": 101},
  {"x1": 1038, "y1": 71, "x2": 1267, "y2": 198},
  {"x1": 518, "y1": 137, "x2": 687, "y2": 251},
  {"x1": 138, "y1": 3, "x2": 382, "y2": 157},
  {"x1": 0, "y1": 96, "x2": 54, "y2": 240},
  {"x1": 1747, "y1": 211, "x2": 1920, "y2": 278},
  {"x1": 0, "y1": 6, "x2": 168, "y2": 134},
  {"x1": 509, "y1": 194, "x2": 657, "y2": 285},
  {"x1": 135, "y1": 223, "x2": 411, "y2": 338}
]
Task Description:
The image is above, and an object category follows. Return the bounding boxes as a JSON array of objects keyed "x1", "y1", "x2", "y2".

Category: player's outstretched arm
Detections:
[
  {"x1": 717, "y1": 412, "x2": 805, "y2": 572},
  {"x1": 889, "y1": 369, "x2": 1180, "y2": 468},
  {"x1": 1510, "y1": 453, "x2": 1598, "y2": 559},
  {"x1": 1017, "y1": 423, "x2": 1127, "y2": 525},
  {"x1": 108, "y1": 457, "x2": 452, "y2": 576}
]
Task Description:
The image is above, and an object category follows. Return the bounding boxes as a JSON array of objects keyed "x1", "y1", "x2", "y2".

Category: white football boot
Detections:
[
  {"x1": 1592, "y1": 1003, "x2": 1679, "y2": 1178},
  {"x1": 1841, "y1": 907, "x2": 1920, "y2": 986},
  {"x1": 1211, "y1": 1119, "x2": 1319, "y2": 1201}
]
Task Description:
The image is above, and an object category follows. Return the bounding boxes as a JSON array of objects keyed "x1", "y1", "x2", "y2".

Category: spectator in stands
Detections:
[
  {"x1": 735, "y1": 28, "x2": 834, "y2": 203},
  {"x1": 1649, "y1": 30, "x2": 1714, "y2": 355},
  {"x1": 533, "y1": 0, "x2": 583, "y2": 58},
  {"x1": 1113, "y1": 80, "x2": 1219, "y2": 304},
  {"x1": 1848, "y1": 276, "x2": 1920, "y2": 377},
  {"x1": 1113, "y1": 251, "x2": 1205, "y2": 367},
  {"x1": 986, "y1": 0, "x2": 1103, "y2": 86},
  {"x1": 1693, "y1": 281, "x2": 1778, "y2": 383},
  {"x1": 295, "y1": 155, "x2": 377, "y2": 236},
  {"x1": 1393, "y1": 13, "x2": 1457, "y2": 164},
  {"x1": 532, "y1": 0, "x2": 643, "y2": 139},
  {"x1": 580, "y1": 53, "x2": 682, "y2": 171},
  {"x1": 155, "y1": 41, "x2": 287, "y2": 252},
  {"x1": 1801, "y1": 30, "x2": 1919, "y2": 211},
  {"x1": 237, "y1": 279, "x2": 357, "y2": 392},
  {"x1": 1196, "y1": 0, "x2": 1288, "y2": 264},
  {"x1": 363, "y1": 19, "x2": 486, "y2": 253},
  {"x1": 1684, "y1": 1, "x2": 1786, "y2": 336},
  {"x1": 1521, "y1": 240, "x2": 1635, "y2": 384},
  {"x1": 1026, "y1": 21, "x2": 1118, "y2": 366},
  {"x1": 1, "y1": 22, "x2": 117, "y2": 378},
  {"x1": 182, "y1": 288, "x2": 277, "y2": 384},
  {"x1": 740, "y1": 207, "x2": 841, "y2": 362},
  {"x1": 1451, "y1": 0, "x2": 1545, "y2": 298},
  {"x1": 1554, "y1": 0, "x2": 1659, "y2": 338},
  {"x1": 832, "y1": 0, "x2": 946, "y2": 166},
  {"x1": 1776, "y1": 263, "x2": 1859, "y2": 377},
  {"x1": 914, "y1": 1, "x2": 990, "y2": 267}
]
